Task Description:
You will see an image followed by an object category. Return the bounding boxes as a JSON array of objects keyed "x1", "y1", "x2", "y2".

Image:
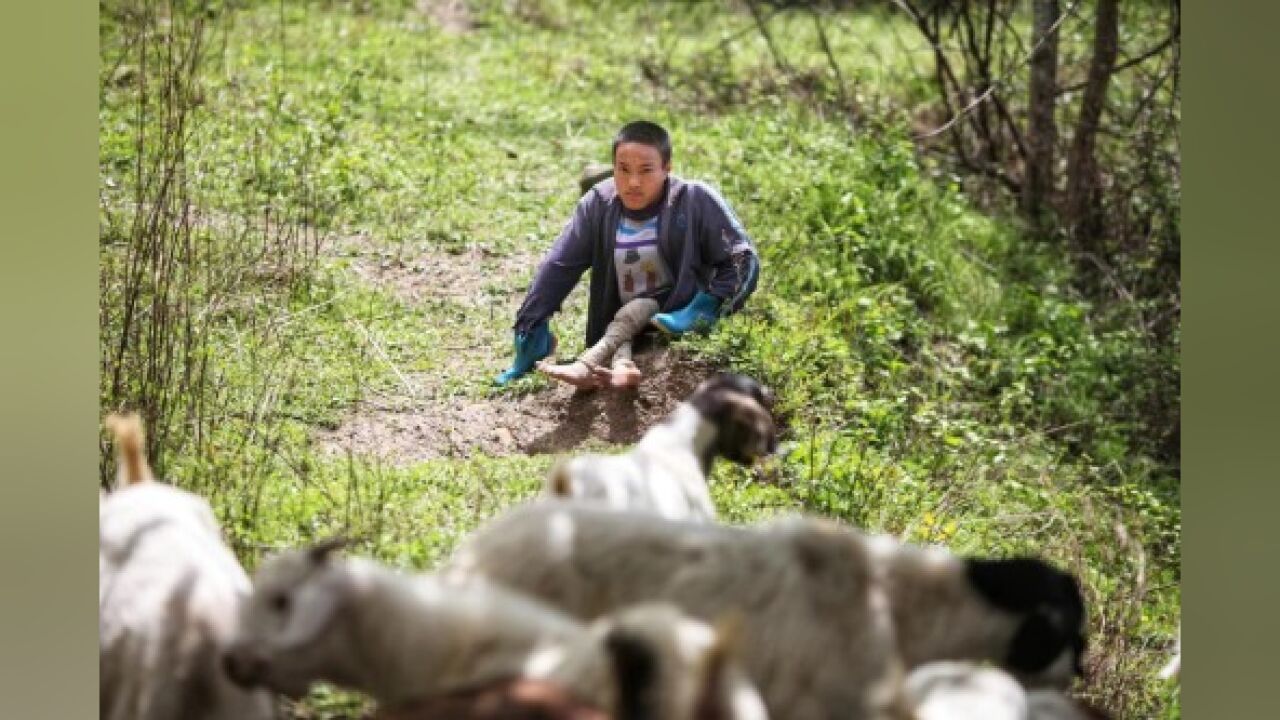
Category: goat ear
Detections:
[
  {"x1": 546, "y1": 461, "x2": 573, "y2": 497},
  {"x1": 307, "y1": 536, "x2": 350, "y2": 565}
]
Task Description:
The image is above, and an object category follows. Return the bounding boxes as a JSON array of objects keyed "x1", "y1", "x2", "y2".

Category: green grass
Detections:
[{"x1": 100, "y1": 1, "x2": 1179, "y2": 717}]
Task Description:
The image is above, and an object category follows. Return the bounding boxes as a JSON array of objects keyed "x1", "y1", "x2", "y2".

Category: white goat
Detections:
[
  {"x1": 224, "y1": 541, "x2": 767, "y2": 720},
  {"x1": 449, "y1": 502, "x2": 1089, "y2": 720},
  {"x1": 545, "y1": 373, "x2": 777, "y2": 522},
  {"x1": 903, "y1": 661, "x2": 1107, "y2": 720},
  {"x1": 99, "y1": 413, "x2": 274, "y2": 720}
]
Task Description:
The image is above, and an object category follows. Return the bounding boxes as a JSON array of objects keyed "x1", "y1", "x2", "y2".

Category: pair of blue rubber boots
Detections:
[{"x1": 494, "y1": 291, "x2": 722, "y2": 386}]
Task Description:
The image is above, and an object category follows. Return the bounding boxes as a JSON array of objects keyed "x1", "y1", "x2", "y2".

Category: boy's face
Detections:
[{"x1": 613, "y1": 141, "x2": 670, "y2": 211}]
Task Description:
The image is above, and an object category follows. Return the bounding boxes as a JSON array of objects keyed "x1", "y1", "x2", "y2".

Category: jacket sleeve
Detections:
[
  {"x1": 514, "y1": 192, "x2": 598, "y2": 333},
  {"x1": 692, "y1": 182, "x2": 757, "y2": 302}
]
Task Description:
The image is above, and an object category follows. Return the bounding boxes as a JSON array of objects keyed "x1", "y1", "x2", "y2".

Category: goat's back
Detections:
[{"x1": 450, "y1": 501, "x2": 900, "y2": 720}]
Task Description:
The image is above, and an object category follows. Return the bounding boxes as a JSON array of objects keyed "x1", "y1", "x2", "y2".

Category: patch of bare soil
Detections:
[
  {"x1": 415, "y1": 0, "x2": 474, "y2": 34},
  {"x1": 315, "y1": 344, "x2": 716, "y2": 466},
  {"x1": 337, "y1": 234, "x2": 533, "y2": 308}
]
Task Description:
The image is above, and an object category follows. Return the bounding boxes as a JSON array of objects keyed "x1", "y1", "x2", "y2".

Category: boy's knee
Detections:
[
  {"x1": 617, "y1": 298, "x2": 660, "y2": 326},
  {"x1": 727, "y1": 253, "x2": 760, "y2": 314}
]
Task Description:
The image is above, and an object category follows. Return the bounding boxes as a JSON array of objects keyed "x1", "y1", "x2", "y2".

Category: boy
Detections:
[{"x1": 496, "y1": 120, "x2": 760, "y2": 388}]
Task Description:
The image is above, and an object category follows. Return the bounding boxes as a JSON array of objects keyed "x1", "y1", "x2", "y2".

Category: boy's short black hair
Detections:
[{"x1": 612, "y1": 121, "x2": 672, "y2": 165}]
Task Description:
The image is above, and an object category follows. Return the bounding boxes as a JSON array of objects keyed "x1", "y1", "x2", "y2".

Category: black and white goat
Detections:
[
  {"x1": 545, "y1": 373, "x2": 778, "y2": 522},
  {"x1": 223, "y1": 541, "x2": 767, "y2": 720},
  {"x1": 448, "y1": 502, "x2": 1089, "y2": 720},
  {"x1": 99, "y1": 413, "x2": 274, "y2": 720}
]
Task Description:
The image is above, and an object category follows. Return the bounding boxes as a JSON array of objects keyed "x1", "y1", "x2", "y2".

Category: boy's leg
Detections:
[
  {"x1": 581, "y1": 298, "x2": 657, "y2": 365},
  {"x1": 538, "y1": 298, "x2": 658, "y2": 388},
  {"x1": 592, "y1": 298, "x2": 658, "y2": 389},
  {"x1": 603, "y1": 338, "x2": 643, "y2": 389},
  {"x1": 613, "y1": 339, "x2": 633, "y2": 363}
]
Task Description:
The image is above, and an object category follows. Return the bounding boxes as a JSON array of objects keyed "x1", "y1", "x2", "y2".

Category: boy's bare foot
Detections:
[
  {"x1": 583, "y1": 359, "x2": 642, "y2": 389},
  {"x1": 536, "y1": 359, "x2": 601, "y2": 389},
  {"x1": 609, "y1": 359, "x2": 643, "y2": 388}
]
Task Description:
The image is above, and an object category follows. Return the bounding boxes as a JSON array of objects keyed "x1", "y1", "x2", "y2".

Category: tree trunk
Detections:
[
  {"x1": 1021, "y1": 0, "x2": 1060, "y2": 227},
  {"x1": 1066, "y1": 0, "x2": 1120, "y2": 251}
]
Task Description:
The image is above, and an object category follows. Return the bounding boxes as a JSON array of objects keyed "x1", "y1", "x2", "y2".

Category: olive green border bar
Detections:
[
  {"x1": 1185, "y1": 1, "x2": 1280, "y2": 717},
  {"x1": 0, "y1": 0, "x2": 1256, "y2": 716},
  {"x1": 0, "y1": 1, "x2": 98, "y2": 716}
]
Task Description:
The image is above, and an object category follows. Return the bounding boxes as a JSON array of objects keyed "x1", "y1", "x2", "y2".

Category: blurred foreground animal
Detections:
[
  {"x1": 545, "y1": 373, "x2": 777, "y2": 522},
  {"x1": 449, "y1": 502, "x2": 1088, "y2": 720},
  {"x1": 99, "y1": 413, "x2": 274, "y2": 720},
  {"x1": 904, "y1": 661, "x2": 1109, "y2": 720},
  {"x1": 224, "y1": 541, "x2": 767, "y2": 720}
]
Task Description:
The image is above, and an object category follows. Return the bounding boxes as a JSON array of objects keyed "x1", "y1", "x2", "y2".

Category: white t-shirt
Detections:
[{"x1": 614, "y1": 214, "x2": 672, "y2": 302}]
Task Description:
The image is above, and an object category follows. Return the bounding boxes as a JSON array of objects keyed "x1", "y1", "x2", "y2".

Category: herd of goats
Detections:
[{"x1": 100, "y1": 372, "x2": 1177, "y2": 719}]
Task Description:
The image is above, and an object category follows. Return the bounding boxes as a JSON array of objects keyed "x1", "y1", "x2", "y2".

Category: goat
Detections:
[
  {"x1": 545, "y1": 373, "x2": 778, "y2": 522},
  {"x1": 448, "y1": 501, "x2": 1088, "y2": 720},
  {"x1": 99, "y1": 413, "x2": 274, "y2": 720},
  {"x1": 903, "y1": 661, "x2": 1109, "y2": 720},
  {"x1": 224, "y1": 541, "x2": 767, "y2": 720}
]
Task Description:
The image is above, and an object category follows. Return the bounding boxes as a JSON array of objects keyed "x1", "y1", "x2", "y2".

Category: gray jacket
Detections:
[{"x1": 515, "y1": 174, "x2": 759, "y2": 346}]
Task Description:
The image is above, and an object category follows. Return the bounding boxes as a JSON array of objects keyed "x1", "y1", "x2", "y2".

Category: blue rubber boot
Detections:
[
  {"x1": 494, "y1": 322, "x2": 556, "y2": 386},
  {"x1": 651, "y1": 291, "x2": 723, "y2": 336}
]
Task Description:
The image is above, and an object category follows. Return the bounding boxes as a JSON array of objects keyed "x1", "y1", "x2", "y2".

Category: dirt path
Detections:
[{"x1": 314, "y1": 234, "x2": 715, "y2": 466}]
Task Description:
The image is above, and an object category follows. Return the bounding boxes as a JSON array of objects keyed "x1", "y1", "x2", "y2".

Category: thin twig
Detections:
[
  {"x1": 904, "y1": 0, "x2": 1085, "y2": 141},
  {"x1": 811, "y1": 5, "x2": 854, "y2": 117},
  {"x1": 743, "y1": 0, "x2": 791, "y2": 75},
  {"x1": 1057, "y1": 32, "x2": 1177, "y2": 95},
  {"x1": 347, "y1": 318, "x2": 422, "y2": 400},
  {"x1": 717, "y1": 5, "x2": 785, "y2": 52}
]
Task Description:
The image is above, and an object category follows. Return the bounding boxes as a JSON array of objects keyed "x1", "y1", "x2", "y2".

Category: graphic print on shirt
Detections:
[{"x1": 615, "y1": 215, "x2": 672, "y2": 303}]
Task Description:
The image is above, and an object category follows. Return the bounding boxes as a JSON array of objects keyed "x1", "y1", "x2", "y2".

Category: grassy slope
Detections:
[{"x1": 99, "y1": 1, "x2": 1178, "y2": 717}]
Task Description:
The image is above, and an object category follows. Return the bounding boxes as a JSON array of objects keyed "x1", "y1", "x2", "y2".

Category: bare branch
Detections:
[
  {"x1": 743, "y1": 0, "x2": 791, "y2": 75},
  {"x1": 1057, "y1": 32, "x2": 1177, "y2": 95},
  {"x1": 907, "y1": 0, "x2": 1085, "y2": 142},
  {"x1": 716, "y1": 5, "x2": 785, "y2": 53},
  {"x1": 810, "y1": 4, "x2": 855, "y2": 117}
]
